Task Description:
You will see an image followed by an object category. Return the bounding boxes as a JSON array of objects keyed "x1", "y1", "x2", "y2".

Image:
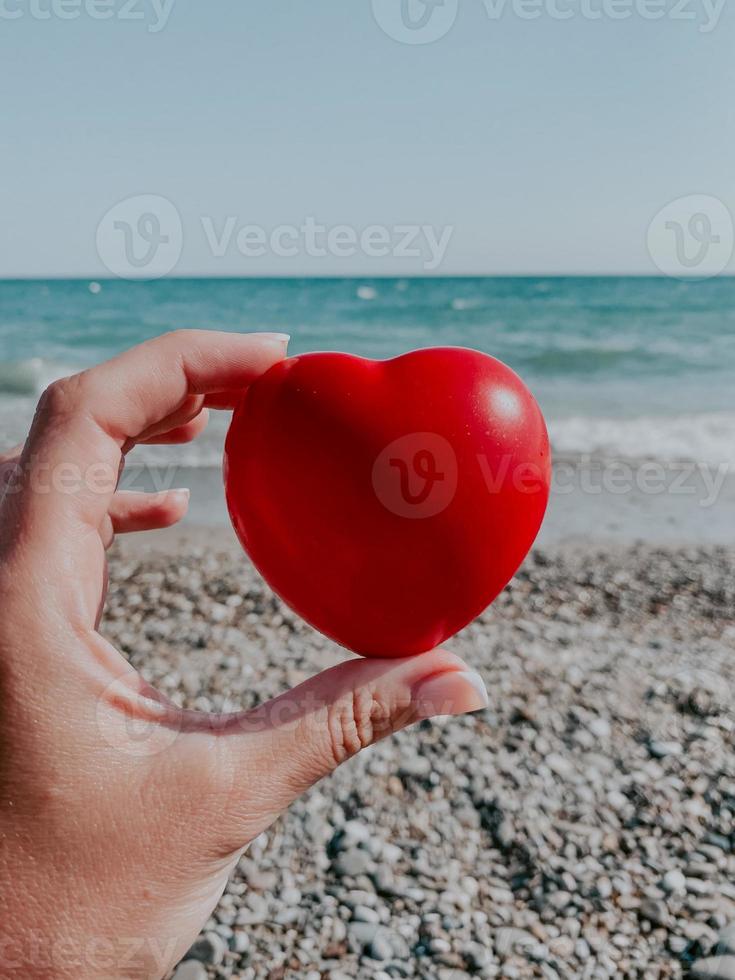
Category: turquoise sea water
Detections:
[{"x1": 1, "y1": 276, "x2": 733, "y2": 467}]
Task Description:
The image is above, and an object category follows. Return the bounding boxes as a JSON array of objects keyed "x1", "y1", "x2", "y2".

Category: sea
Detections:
[{"x1": 1, "y1": 276, "x2": 733, "y2": 482}]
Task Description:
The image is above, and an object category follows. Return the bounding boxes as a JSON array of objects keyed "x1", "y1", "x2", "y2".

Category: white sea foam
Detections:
[
  {"x1": 112, "y1": 411, "x2": 735, "y2": 471},
  {"x1": 0, "y1": 357, "x2": 76, "y2": 397},
  {"x1": 450, "y1": 297, "x2": 481, "y2": 311},
  {"x1": 548, "y1": 413, "x2": 735, "y2": 468}
]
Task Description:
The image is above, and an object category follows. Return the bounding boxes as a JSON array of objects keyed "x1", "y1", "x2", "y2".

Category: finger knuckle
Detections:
[
  {"x1": 37, "y1": 376, "x2": 77, "y2": 417},
  {"x1": 154, "y1": 329, "x2": 203, "y2": 371},
  {"x1": 325, "y1": 688, "x2": 390, "y2": 768},
  {"x1": 37, "y1": 372, "x2": 95, "y2": 421},
  {"x1": 163, "y1": 327, "x2": 200, "y2": 347}
]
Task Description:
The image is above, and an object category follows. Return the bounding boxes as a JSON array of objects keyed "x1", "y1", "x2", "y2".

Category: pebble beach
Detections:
[{"x1": 103, "y1": 533, "x2": 735, "y2": 980}]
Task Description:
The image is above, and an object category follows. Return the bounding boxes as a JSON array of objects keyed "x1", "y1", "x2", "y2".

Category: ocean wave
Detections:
[
  {"x1": 0, "y1": 355, "x2": 731, "y2": 470},
  {"x1": 134, "y1": 413, "x2": 735, "y2": 470},
  {"x1": 450, "y1": 297, "x2": 483, "y2": 311},
  {"x1": 548, "y1": 413, "x2": 735, "y2": 468},
  {"x1": 130, "y1": 424, "x2": 227, "y2": 469},
  {"x1": 0, "y1": 357, "x2": 77, "y2": 397}
]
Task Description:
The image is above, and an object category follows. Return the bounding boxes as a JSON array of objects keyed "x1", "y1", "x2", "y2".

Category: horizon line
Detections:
[{"x1": 2, "y1": 273, "x2": 733, "y2": 283}]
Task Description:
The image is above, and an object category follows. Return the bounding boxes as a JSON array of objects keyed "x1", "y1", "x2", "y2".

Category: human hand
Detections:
[{"x1": 0, "y1": 330, "x2": 488, "y2": 979}]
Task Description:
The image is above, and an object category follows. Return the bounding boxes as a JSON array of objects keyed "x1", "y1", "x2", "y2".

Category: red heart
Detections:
[{"x1": 224, "y1": 348, "x2": 550, "y2": 657}]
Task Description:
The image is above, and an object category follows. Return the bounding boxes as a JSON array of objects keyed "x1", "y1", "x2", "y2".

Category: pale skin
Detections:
[{"x1": 0, "y1": 330, "x2": 489, "y2": 980}]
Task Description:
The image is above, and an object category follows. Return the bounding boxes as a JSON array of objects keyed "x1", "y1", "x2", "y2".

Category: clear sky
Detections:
[{"x1": 1, "y1": 0, "x2": 734, "y2": 277}]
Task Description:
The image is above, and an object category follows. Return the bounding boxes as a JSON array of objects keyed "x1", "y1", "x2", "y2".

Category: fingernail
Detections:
[
  {"x1": 413, "y1": 670, "x2": 489, "y2": 720},
  {"x1": 171, "y1": 487, "x2": 190, "y2": 499},
  {"x1": 254, "y1": 332, "x2": 290, "y2": 346}
]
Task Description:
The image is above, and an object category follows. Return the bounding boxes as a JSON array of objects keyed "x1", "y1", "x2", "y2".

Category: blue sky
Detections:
[{"x1": 1, "y1": 0, "x2": 733, "y2": 276}]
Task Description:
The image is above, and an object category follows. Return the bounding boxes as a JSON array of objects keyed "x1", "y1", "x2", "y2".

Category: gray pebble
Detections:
[
  {"x1": 186, "y1": 931, "x2": 227, "y2": 966},
  {"x1": 333, "y1": 848, "x2": 374, "y2": 877},
  {"x1": 640, "y1": 898, "x2": 669, "y2": 927},
  {"x1": 367, "y1": 933, "x2": 394, "y2": 961},
  {"x1": 588, "y1": 717, "x2": 611, "y2": 739},
  {"x1": 171, "y1": 962, "x2": 209, "y2": 980},
  {"x1": 399, "y1": 756, "x2": 431, "y2": 778},
  {"x1": 648, "y1": 739, "x2": 683, "y2": 758},
  {"x1": 691, "y1": 957, "x2": 735, "y2": 980},
  {"x1": 352, "y1": 904, "x2": 380, "y2": 923},
  {"x1": 347, "y1": 920, "x2": 380, "y2": 953},
  {"x1": 463, "y1": 940, "x2": 492, "y2": 969},
  {"x1": 232, "y1": 931, "x2": 250, "y2": 955},
  {"x1": 720, "y1": 923, "x2": 735, "y2": 955},
  {"x1": 495, "y1": 927, "x2": 535, "y2": 956},
  {"x1": 662, "y1": 869, "x2": 687, "y2": 893}
]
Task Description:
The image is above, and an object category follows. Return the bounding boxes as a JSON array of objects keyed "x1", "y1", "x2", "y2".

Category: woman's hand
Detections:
[{"x1": 0, "y1": 330, "x2": 488, "y2": 980}]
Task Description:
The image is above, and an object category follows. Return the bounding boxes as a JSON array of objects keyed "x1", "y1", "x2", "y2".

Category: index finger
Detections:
[{"x1": 8, "y1": 330, "x2": 288, "y2": 542}]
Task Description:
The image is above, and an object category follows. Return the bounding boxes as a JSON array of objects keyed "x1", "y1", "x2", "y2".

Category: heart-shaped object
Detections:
[{"x1": 224, "y1": 348, "x2": 550, "y2": 657}]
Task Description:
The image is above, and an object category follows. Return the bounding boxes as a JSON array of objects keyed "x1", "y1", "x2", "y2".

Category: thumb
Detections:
[{"x1": 215, "y1": 648, "x2": 488, "y2": 846}]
